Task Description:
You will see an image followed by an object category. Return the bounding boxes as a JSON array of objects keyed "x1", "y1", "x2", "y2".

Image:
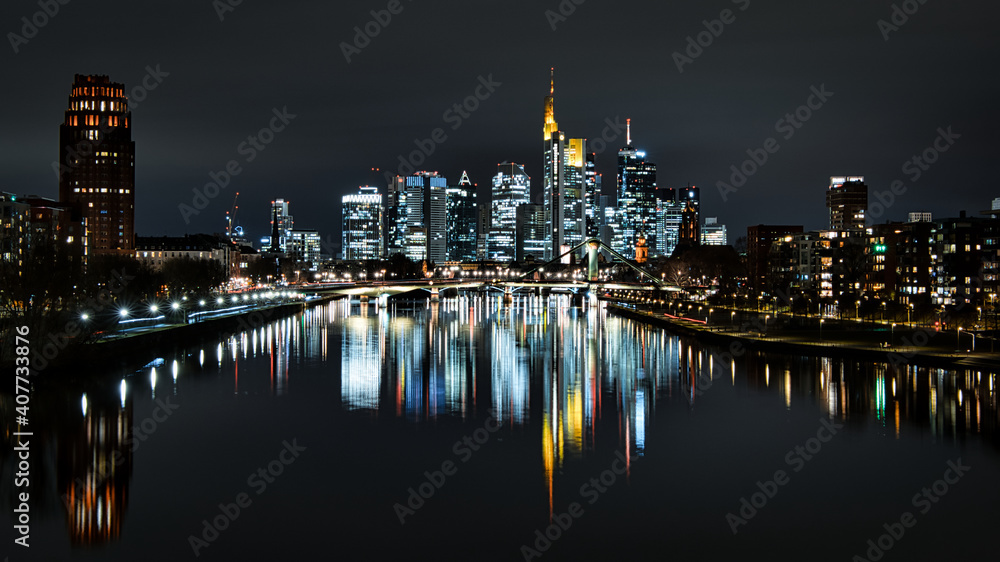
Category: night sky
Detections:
[{"x1": 2, "y1": 0, "x2": 997, "y2": 248}]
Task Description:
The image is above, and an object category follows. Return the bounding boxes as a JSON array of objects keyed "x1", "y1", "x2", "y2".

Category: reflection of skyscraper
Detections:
[
  {"x1": 58, "y1": 74, "x2": 136, "y2": 256},
  {"x1": 61, "y1": 389, "x2": 133, "y2": 545},
  {"x1": 342, "y1": 316, "x2": 383, "y2": 410},
  {"x1": 490, "y1": 163, "x2": 530, "y2": 262},
  {"x1": 542, "y1": 71, "x2": 586, "y2": 260}
]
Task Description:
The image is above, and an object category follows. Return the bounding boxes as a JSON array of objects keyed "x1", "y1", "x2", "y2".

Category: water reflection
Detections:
[{"x1": 1, "y1": 295, "x2": 997, "y2": 551}]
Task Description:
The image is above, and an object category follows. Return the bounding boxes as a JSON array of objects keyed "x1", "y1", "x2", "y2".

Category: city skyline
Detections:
[{"x1": 1, "y1": 0, "x2": 996, "y2": 246}]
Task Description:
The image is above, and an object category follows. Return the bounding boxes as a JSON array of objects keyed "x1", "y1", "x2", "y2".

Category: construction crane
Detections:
[{"x1": 226, "y1": 191, "x2": 240, "y2": 239}]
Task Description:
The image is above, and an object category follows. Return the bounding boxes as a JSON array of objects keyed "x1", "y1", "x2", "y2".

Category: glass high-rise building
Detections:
[
  {"x1": 446, "y1": 172, "x2": 478, "y2": 262},
  {"x1": 542, "y1": 71, "x2": 586, "y2": 260},
  {"x1": 516, "y1": 203, "x2": 546, "y2": 262},
  {"x1": 655, "y1": 186, "x2": 699, "y2": 256},
  {"x1": 58, "y1": 74, "x2": 135, "y2": 256},
  {"x1": 342, "y1": 187, "x2": 383, "y2": 260},
  {"x1": 288, "y1": 229, "x2": 322, "y2": 269},
  {"x1": 269, "y1": 199, "x2": 293, "y2": 252},
  {"x1": 585, "y1": 153, "x2": 602, "y2": 239},
  {"x1": 617, "y1": 120, "x2": 658, "y2": 257},
  {"x1": 387, "y1": 172, "x2": 448, "y2": 263},
  {"x1": 489, "y1": 162, "x2": 530, "y2": 262}
]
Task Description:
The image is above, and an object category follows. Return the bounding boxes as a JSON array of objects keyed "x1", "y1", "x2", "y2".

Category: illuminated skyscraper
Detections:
[
  {"x1": 489, "y1": 162, "x2": 530, "y2": 262},
  {"x1": 388, "y1": 172, "x2": 448, "y2": 263},
  {"x1": 617, "y1": 120, "x2": 658, "y2": 257},
  {"x1": 542, "y1": 70, "x2": 586, "y2": 260},
  {"x1": 585, "y1": 153, "x2": 602, "y2": 238},
  {"x1": 656, "y1": 186, "x2": 699, "y2": 256},
  {"x1": 342, "y1": 187, "x2": 383, "y2": 260},
  {"x1": 516, "y1": 203, "x2": 546, "y2": 262},
  {"x1": 827, "y1": 176, "x2": 868, "y2": 231},
  {"x1": 269, "y1": 199, "x2": 293, "y2": 252},
  {"x1": 446, "y1": 172, "x2": 478, "y2": 262},
  {"x1": 58, "y1": 74, "x2": 135, "y2": 256}
]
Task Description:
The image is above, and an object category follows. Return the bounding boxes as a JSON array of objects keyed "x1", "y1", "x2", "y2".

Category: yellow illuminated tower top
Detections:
[{"x1": 544, "y1": 67, "x2": 558, "y2": 141}]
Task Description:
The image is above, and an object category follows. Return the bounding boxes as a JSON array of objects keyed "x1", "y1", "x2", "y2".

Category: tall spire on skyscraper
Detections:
[
  {"x1": 627, "y1": 118, "x2": 632, "y2": 146},
  {"x1": 544, "y1": 67, "x2": 558, "y2": 141}
]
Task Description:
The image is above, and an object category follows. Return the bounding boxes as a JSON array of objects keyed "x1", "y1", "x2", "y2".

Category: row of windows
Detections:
[{"x1": 74, "y1": 188, "x2": 130, "y2": 194}]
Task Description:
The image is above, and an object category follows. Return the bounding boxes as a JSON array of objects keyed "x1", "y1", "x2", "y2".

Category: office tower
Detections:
[
  {"x1": 516, "y1": 203, "x2": 546, "y2": 262},
  {"x1": 747, "y1": 224, "x2": 804, "y2": 294},
  {"x1": 269, "y1": 199, "x2": 293, "y2": 252},
  {"x1": 489, "y1": 162, "x2": 530, "y2": 262},
  {"x1": 542, "y1": 70, "x2": 586, "y2": 260},
  {"x1": 388, "y1": 172, "x2": 448, "y2": 263},
  {"x1": 476, "y1": 206, "x2": 489, "y2": 261},
  {"x1": 342, "y1": 187, "x2": 383, "y2": 260},
  {"x1": 655, "y1": 186, "x2": 699, "y2": 254},
  {"x1": 58, "y1": 74, "x2": 135, "y2": 256},
  {"x1": 617, "y1": 120, "x2": 658, "y2": 256},
  {"x1": 585, "y1": 153, "x2": 602, "y2": 238},
  {"x1": 446, "y1": 172, "x2": 478, "y2": 262},
  {"x1": 655, "y1": 193, "x2": 683, "y2": 258},
  {"x1": 827, "y1": 176, "x2": 868, "y2": 231},
  {"x1": 701, "y1": 218, "x2": 728, "y2": 246},
  {"x1": 908, "y1": 212, "x2": 933, "y2": 223},
  {"x1": 288, "y1": 230, "x2": 322, "y2": 270}
]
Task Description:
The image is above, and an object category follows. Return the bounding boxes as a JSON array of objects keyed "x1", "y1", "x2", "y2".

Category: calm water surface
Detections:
[{"x1": 2, "y1": 296, "x2": 998, "y2": 561}]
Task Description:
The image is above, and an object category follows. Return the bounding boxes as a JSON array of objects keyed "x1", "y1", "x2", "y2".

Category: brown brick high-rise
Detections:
[{"x1": 58, "y1": 74, "x2": 135, "y2": 256}]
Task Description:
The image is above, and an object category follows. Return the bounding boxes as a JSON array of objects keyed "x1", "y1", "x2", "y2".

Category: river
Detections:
[{"x1": 2, "y1": 296, "x2": 998, "y2": 561}]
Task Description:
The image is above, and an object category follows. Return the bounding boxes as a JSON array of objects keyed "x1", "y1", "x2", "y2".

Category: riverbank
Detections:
[
  {"x1": 606, "y1": 303, "x2": 1000, "y2": 372},
  {"x1": 29, "y1": 295, "x2": 339, "y2": 382}
]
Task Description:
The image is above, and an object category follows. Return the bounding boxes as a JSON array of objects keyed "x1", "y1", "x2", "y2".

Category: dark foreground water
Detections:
[{"x1": 2, "y1": 296, "x2": 998, "y2": 561}]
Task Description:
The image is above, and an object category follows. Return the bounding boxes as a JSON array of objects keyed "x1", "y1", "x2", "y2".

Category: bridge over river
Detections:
[{"x1": 300, "y1": 239, "x2": 683, "y2": 304}]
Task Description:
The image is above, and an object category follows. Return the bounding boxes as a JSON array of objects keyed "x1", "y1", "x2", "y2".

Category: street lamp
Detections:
[
  {"x1": 731, "y1": 310, "x2": 736, "y2": 328},
  {"x1": 820, "y1": 318, "x2": 824, "y2": 341},
  {"x1": 908, "y1": 303, "x2": 914, "y2": 328},
  {"x1": 957, "y1": 326, "x2": 963, "y2": 351},
  {"x1": 891, "y1": 323, "x2": 896, "y2": 348}
]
